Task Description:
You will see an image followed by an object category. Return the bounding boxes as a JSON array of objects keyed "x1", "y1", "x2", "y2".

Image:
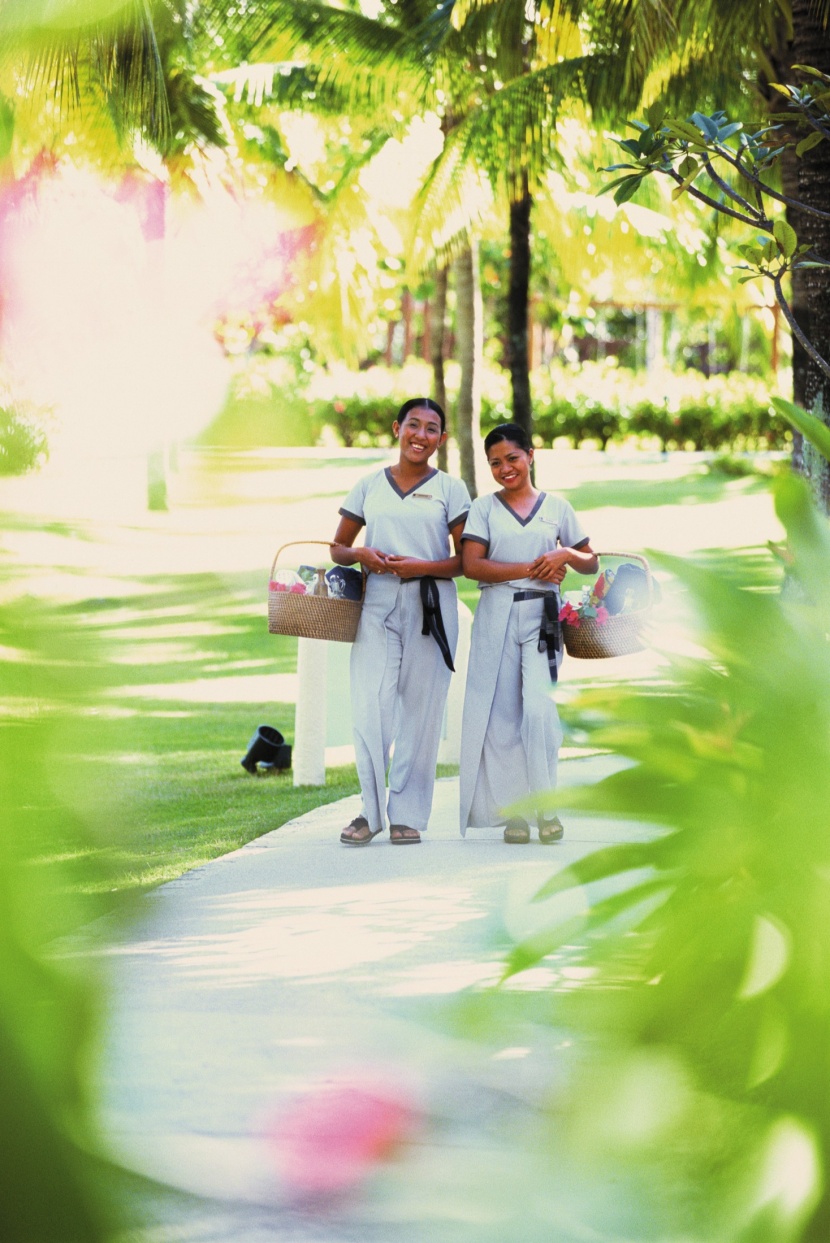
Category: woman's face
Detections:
[
  {"x1": 487, "y1": 439, "x2": 533, "y2": 491},
  {"x1": 393, "y1": 406, "x2": 446, "y2": 466}
]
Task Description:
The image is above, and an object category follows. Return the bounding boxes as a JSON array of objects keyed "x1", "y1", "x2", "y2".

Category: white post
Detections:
[{"x1": 293, "y1": 637, "x2": 328, "y2": 786}]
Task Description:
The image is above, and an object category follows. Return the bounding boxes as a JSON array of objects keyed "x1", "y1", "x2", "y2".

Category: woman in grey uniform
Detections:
[
  {"x1": 331, "y1": 398, "x2": 471, "y2": 845},
  {"x1": 459, "y1": 422, "x2": 597, "y2": 844}
]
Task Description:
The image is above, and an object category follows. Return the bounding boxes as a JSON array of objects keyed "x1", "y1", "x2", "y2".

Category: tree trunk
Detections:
[
  {"x1": 431, "y1": 265, "x2": 450, "y2": 473},
  {"x1": 454, "y1": 242, "x2": 482, "y2": 499},
  {"x1": 774, "y1": 103, "x2": 811, "y2": 472},
  {"x1": 789, "y1": 2, "x2": 830, "y2": 512},
  {"x1": 507, "y1": 183, "x2": 532, "y2": 445}
]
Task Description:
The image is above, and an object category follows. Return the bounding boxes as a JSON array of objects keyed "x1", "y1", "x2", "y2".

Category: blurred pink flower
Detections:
[
  {"x1": 595, "y1": 605, "x2": 609, "y2": 624},
  {"x1": 269, "y1": 1080, "x2": 417, "y2": 1200},
  {"x1": 333, "y1": 400, "x2": 346, "y2": 414},
  {"x1": 558, "y1": 601, "x2": 580, "y2": 627}
]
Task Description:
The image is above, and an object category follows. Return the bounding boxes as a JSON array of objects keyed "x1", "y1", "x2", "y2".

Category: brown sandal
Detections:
[
  {"x1": 504, "y1": 818, "x2": 531, "y2": 844},
  {"x1": 538, "y1": 816, "x2": 564, "y2": 844},
  {"x1": 390, "y1": 824, "x2": 421, "y2": 845},
  {"x1": 340, "y1": 816, "x2": 382, "y2": 846}
]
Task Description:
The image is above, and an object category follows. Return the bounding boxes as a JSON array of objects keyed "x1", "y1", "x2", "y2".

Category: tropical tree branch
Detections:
[
  {"x1": 662, "y1": 165, "x2": 764, "y2": 226},
  {"x1": 699, "y1": 153, "x2": 762, "y2": 216},
  {"x1": 774, "y1": 269, "x2": 830, "y2": 383}
]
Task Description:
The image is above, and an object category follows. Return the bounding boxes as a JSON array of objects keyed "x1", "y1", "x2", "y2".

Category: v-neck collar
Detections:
[
  {"x1": 385, "y1": 466, "x2": 438, "y2": 500},
  {"x1": 495, "y1": 490, "x2": 545, "y2": 527}
]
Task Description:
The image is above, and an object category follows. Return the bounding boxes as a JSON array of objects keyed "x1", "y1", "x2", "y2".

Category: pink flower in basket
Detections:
[
  {"x1": 595, "y1": 605, "x2": 609, "y2": 624},
  {"x1": 289, "y1": 582, "x2": 307, "y2": 593},
  {"x1": 558, "y1": 601, "x2": 580, "y2": 627},
  {"x1": 269, "y1": 579, "x2": 287, "y2": 592}
]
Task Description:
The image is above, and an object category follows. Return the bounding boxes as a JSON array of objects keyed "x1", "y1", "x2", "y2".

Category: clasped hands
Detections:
[
  {"x1": 362, "y1": 548, "x2": 424, "y2": 578},
  {"x1": 527, "y1": 550, "x2": 569, "y2": 583}
]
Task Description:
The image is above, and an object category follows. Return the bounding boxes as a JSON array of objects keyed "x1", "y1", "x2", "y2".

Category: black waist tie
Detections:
[
  {"x1": 513, "y1": 589, "x2": 561, "y2": 682},
  {"x1": 419, "y1": 576, "x2": 455, "y2": 672}
]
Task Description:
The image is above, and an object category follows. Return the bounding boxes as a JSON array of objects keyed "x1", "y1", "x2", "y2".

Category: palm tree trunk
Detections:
[
  {"x1": 790, "y1": 1, "x2": 830, "y2": 513},
  {"x1": 507, "y1": 182, "x2": 532, "y2": 445},
  {"x1": 431, "y1": 265, "x2": 450, "y2": 472},
  {"x1": 453, "y1": 242, "x2": 481, "y2": 498}
]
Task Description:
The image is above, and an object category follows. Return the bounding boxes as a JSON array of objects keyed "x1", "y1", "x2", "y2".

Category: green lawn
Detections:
[{"x1": 1, "y1": 446, "x2": 783, "y2": 906}]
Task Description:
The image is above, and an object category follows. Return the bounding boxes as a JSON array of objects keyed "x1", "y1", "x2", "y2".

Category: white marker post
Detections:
[{"x1": 293, "y1": 637, "x2": 328, "y2": 786}]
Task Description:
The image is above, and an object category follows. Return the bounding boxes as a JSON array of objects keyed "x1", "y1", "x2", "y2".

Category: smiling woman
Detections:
[
  {"x1": 330, "y1": 398, "x2": 471, "y2": 846},
  {"x1": 459, "y1": 422, "x2": 597, "y2": 845}
]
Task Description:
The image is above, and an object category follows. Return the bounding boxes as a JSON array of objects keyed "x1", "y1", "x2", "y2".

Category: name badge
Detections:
[
  {"x1": 412, "y1": 492, "x2": 436, "y2": 501},
  {"x1": 539, "y1": 517, "x2": 558, "y2": 528}
]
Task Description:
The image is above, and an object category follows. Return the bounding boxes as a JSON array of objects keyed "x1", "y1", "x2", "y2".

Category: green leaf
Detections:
[
  {"x1": 691, "y1": 111, "x2": 719, "y2": 140},
  {"x1": 737, "y1": 243, "x2": 764, "y2": 264},
  {"x1": 771, "y1": 397, "x2": 830, "y2": 462},
  {"x1": 534, "y1": 842, "x2": 657, "y2": 902},
  {"x1": 793, "y1": 259, "x2": 830, "y2": 268},
  {"x1": 792, "y1": 64, "x2": 830, "y2": 82},
  {"x1": 646, "y1": 101, "x2": 666, "y2": 130},
  {"x1": 717, "y1": 121, "x2": 743, "y2": 141},
  {"x1": 599, "y1": 171, "x2": 646, "y2": 198},
  {"x1": 796, "y1": 131, "x2": 825, "y2": 157},
  {"x1": 664, "y1": 119, "x2": 705, "y2": 143},
  {"x1": 677, "y1": 155, "x2": 697, "y2": 178},
  {"x1": 613, "y1": 173, "x2": 646, "y2": 204},
  {"x1": 773, "y1": 219, "x2": 798, "y2": 258}
]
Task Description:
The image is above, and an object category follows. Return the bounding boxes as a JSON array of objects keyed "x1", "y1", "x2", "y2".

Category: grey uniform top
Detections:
[
  {"x1": 461, "y1": 490, "x2": 590, "y2": 591},
  {"x1": 340, "y1": 465, "x2": 470, "y2": 566}
]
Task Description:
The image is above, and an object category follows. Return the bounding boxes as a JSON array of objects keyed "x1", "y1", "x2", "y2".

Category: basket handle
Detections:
[
  {"x1": 594, "y1": 551, "x2": 653, "y2": 605},
  {"x1": 270, "y1": 540, "x2": 337, "y2": 580}
]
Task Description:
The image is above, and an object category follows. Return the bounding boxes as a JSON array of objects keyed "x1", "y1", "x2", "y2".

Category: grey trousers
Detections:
[
  {"x1": 350, "y1": 577, "x2": 457, "y2": 833},
  {"x1": 467, "y1": 596, "x2": 563, "y2": 827}
]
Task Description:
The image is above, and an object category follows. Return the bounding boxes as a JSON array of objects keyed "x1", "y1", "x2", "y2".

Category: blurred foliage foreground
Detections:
[
  {"x1": 5, "y1": 462, "x2": 830, "y2": 1241},
  {"x1": 459, "y1": 464, "x2": 830, "y2": 1241},
  {"x1": 0, "y1": 604, "x2": 131, "y2": 1242}
]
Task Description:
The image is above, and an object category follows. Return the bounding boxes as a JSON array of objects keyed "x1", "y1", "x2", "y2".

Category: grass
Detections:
[{"x1": 1, "y1": 445, "x2": 783, "y2": 905}]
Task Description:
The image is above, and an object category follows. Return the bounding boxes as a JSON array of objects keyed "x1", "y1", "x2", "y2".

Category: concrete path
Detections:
[{"x1": 71, "y1": 756, "x2": 656, "y2": 1243}]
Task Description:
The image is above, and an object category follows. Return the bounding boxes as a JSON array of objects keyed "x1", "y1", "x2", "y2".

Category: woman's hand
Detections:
[
  {"x1": 358, "y1": 547, "x2": 391, "y2": 574},
  {"x1": 384, "y1": 555, "x2": 427, "y2": 579},
  {"x1": 528, "y1": 549, "x2": 570, "y2": 583}
]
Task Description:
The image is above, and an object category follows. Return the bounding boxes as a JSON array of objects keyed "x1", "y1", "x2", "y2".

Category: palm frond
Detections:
[
  {"x1": 10, "y1": 0, "x2": 170, "y2": 145},
  {"x1": 194, "y1": 0, "x2": 423, "y2": 74},
  {"x1": 438, "y1": 56, "x2": 622, "y2": 200},
  {"x1": 196, "y1": 0, "x2": 428, "y2": 113}
]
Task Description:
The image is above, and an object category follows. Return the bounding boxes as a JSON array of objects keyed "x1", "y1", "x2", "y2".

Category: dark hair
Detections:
[
  {"x1": 484, "y1": 422, "x2": 532, "y2": 455},
  {"x1": 396, "y1": 397, "x2": 446, "y2": 433}
]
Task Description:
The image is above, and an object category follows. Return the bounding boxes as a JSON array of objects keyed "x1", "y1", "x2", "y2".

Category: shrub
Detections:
[{"x1": 0, "y1": 402, "x2": 48, "y2": 476}]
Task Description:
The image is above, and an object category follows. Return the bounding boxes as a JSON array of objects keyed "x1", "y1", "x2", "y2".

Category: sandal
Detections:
[
  {"x1": 340, "y1": 816, "x2": 382, "y2": 846},
  {"x1": 390, "y1": 824, "x2": 421, "y2": 845},
  {"x1": 504, "y1": 817, "x2": 531, "y2": 844},
  {"x1": 538, "y1": 815, "x2": 564, "y2": 844}
]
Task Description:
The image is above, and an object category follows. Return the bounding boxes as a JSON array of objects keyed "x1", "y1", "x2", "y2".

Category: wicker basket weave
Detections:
[
  {"x1": 562, "y1": 552, "x2": 652, "y2": 659},
  {"x1": 268, "y1": 541, "x2": 363, "y2": 643}
]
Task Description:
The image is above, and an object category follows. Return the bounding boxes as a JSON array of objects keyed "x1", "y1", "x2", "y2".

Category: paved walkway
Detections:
[{"x1": 71, "y1": 756, "x2": 655, "y2": 1243}]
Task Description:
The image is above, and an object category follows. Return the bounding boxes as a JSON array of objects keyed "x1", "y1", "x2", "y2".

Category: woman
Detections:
[
  {"x1": 331, "y1": 398, "x2": 471, "y2": 845},
  {"x1": 459, "y1": 423, "x2": 597, "y2": 844}
]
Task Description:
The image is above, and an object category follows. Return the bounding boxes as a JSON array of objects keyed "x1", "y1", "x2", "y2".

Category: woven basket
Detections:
[
  {"x1": 268, "y1": 540, "x2": 363, "y2": 643},
  {"x1": 562, "y1": 552, "x2": 652, "y2": 659}
]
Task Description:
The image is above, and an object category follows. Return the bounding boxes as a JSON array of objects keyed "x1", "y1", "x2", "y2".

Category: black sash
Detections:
[
  {"x1": 419, "y1": 577, "x2": 455, "y2": 672},
  {"x1": 513, "y1": 589, "x2": 562, "y2": 682}
]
